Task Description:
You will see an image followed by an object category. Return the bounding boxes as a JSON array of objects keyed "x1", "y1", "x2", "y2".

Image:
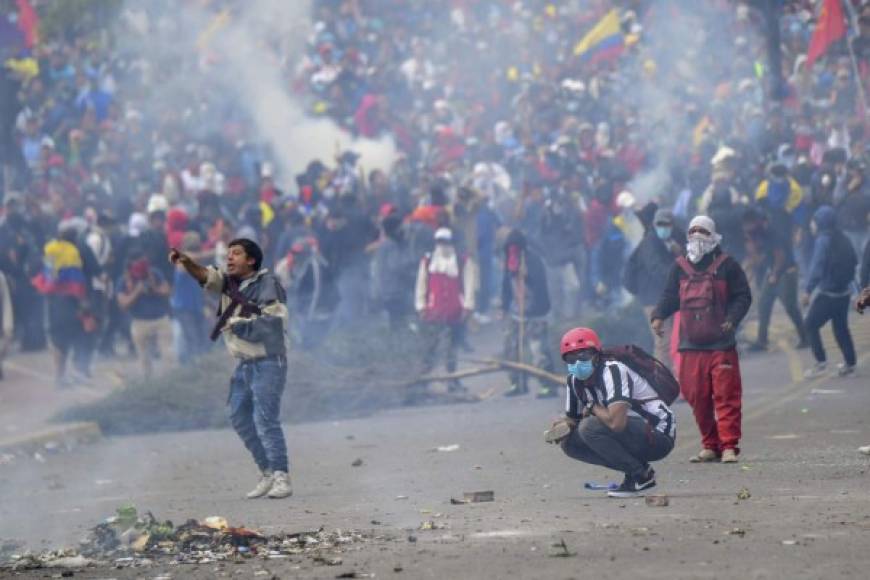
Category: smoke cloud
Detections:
[
  {"x1": 625, "y1": 2, "x2": 755, "y2": 203},
  {"x1": 117, "y1": 0, "x2": 398, "y2": 188}
]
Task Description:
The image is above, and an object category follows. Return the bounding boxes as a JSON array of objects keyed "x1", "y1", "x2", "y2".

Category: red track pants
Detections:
[{"x1": 679, "y1": 349, "x2": 743, "y2": 454}]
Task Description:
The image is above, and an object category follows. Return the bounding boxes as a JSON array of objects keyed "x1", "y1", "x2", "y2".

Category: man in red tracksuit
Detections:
[
  {"x1": 414, "y1": 227, "x2": 476, "y2": 393},
  {"x1": 650, "y1": 216, "x2": 752, "y2": 464}
]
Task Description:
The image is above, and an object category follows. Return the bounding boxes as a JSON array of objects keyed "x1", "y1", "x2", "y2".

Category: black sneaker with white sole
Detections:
[{"x1": 607, "y1": 468, "x2": 656, "y2": 498}]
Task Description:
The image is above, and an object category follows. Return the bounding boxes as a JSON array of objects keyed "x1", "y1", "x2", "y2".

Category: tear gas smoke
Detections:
[
  {"x1": 117, "y1": 0, "x2": 397, "y2": 188},
  {"x1": 625, "y1": 2, "x2": 757, "y2": 204}
]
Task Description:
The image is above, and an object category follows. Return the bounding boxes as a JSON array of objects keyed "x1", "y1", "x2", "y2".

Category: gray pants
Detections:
[
  {"x1": 502, "y1": 317, "x2": 555, "y2": 389},
  {"x1": 420, "y1": 321, "x2": 463, "y2": 375},
  {"x1": 560, "y1": 416, "x2": 674, "y2": 479}
]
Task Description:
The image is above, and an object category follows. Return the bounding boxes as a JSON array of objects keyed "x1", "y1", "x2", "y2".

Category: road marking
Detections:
[
  {"x1": 674, "y1": 351, "x2": 870, "y2": 455},
  {"x1": 775, "y1": 337, "x2": 803, "y2": 384},
  {"x1": 4, "y1": 361, "x2": 55, "y2": 382}
]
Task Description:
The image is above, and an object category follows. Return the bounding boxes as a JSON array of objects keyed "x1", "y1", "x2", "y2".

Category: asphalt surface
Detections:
[{"x1": 1, "y1": 319, "x2": 870, "y2": 579}]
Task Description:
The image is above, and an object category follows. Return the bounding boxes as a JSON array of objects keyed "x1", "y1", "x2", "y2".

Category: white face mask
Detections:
[{"x1": 686, "y1": 232, "x2": 718, "y2": 263}]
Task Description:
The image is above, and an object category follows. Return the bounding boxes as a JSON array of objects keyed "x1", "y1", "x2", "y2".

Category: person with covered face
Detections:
[
  {"x1": 623, "y1": 208, "x2": 683, "y2": 368},
  {"x1": 650, "y1": 216, "x2": 752, "y2": 463},
  {"x1": 501, "y1": 229, "x2": 556, "y2": 398},
  {"x1": 414, "y1": 227, "x2": 476, "y2": 393},
  {"x1": 547, "y1": 327, "x2": 676, "y2": 498}
]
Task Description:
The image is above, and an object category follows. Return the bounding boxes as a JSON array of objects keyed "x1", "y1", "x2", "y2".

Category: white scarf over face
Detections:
[
  {"x1": 429, "y1": 244, "x2": 459, "y2": 277},
  {"x1": 686, "y1": 215, "x2": 722, "y2": 264}
]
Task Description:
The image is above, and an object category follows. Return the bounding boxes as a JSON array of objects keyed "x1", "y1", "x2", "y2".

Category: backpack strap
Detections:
[
  {"x1": 675, "y1": 256, "x2": 694, "y2": 276},
  {"x1": 210, "y1": 274, "x2": 263, "y2": 341},
  {"x1": 706, "y1": 252, "x2": 729, "y2": 275},
  {"x1": 677, "y1": 253, "x2": 729, "y2": 277}
]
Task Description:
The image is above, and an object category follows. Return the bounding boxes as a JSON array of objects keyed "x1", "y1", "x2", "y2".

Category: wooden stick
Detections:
[
  {"x1": 464, "y1": 357, "x2": 563, "y2": 385},
  {"x1": 517, "y1": 252, "x2": 526, "y2": 386},
  {"x1": 393, "y1": 365, "x2": 502, "y2": 388}
]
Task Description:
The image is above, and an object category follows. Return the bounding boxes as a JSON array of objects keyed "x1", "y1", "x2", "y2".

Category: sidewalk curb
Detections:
[{"x1": 0, "y1": 422, "x2": 102, "y2": 454}]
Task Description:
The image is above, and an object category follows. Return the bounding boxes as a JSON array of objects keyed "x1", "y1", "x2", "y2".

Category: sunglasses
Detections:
[{"x1": 563, "y1": 349, "x2": 597, "y2": 363}]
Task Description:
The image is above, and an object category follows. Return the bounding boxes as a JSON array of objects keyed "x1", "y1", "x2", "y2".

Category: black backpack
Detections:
[
  {"x1": 826, "y1": 231, "x2": 858, "y2": 292},
  {"x1": 601, "y1": 344, "x2": 680, "y2": 405}
]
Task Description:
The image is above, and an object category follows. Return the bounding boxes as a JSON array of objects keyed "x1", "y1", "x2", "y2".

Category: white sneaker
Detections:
[
  {"x1": 837, "y1": 364, "x2": 856, "y2": 377},
  {"x1": 473, "y1": 313, "x2": 492, "y2": 325},
  {"x1": 803, "y1": 362, "x2": 827, "y2": 379},
  {"x1": 267, "y1": 471, "x2": 293, "y2": 499},
  {"x1": 245, "y1": 470, "x2": 274, "y2": 499}
]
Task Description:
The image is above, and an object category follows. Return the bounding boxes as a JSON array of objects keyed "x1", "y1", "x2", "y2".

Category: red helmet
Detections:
[{"x1": 560, "y1": 327, "x2": 602, "y2": 357}]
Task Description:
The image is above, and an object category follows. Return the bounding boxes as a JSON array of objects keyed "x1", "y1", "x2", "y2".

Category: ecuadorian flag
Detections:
[
  {"x1": 573, "y1": 9, "x2": 624, "y2": 64},
  {"x1": 32, "y1": 239, "x2": 87, "y2": 298}
]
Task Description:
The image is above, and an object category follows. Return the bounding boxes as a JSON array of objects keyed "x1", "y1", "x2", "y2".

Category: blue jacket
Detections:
[{"x1": 806, "y1": 206, "x2": 853, "y2": 295}]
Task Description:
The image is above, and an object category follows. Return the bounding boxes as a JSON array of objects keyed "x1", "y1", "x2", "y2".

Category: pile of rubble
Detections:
[{"x1": 3, "y1": 505, "x2": 382, "y2": 571}]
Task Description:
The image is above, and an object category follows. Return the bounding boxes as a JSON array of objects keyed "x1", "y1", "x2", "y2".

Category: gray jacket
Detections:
[{"x1": 203, "y1": 267, "x2": 288, "y2": 360}]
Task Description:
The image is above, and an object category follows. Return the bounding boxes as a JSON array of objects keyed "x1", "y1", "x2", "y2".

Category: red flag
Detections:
[
  {"x1": 806, "y1": 0, "x2": 846, "y2": 67},
  {"x1": 16, "y1": 0, "x2": 39, "y2": 48}
]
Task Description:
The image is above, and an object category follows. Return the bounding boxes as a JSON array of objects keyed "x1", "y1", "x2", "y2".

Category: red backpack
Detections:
[
  {"x1": 676, "y1": 254, "x2": 728, "y2": 345},
  {"x1": 601, "y1": 344, "x2": 680, "y2": 405}
]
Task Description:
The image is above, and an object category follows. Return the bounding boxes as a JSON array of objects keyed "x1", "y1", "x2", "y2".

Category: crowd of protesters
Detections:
[{"x1": 0, "y1": 0, "x2": 869, "y2": 389}]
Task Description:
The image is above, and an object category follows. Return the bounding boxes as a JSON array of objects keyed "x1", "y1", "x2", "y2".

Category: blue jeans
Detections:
[
  {"x1": 174, "y1": 309, "x2": 209, "y2": 363},
  {"x1": 228, "y1": 356, "x2": 289, "y2": 473}
]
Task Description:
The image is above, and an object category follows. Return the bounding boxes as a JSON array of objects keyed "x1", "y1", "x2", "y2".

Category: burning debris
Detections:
[{"x1": 2, "y1": 505, "x2": 384, "y2": 572}]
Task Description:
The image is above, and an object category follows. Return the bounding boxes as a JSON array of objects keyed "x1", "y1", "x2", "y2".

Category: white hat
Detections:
[
  {"x1": 434, "y1": 227, "x2": 453, "y2": 242},
  {"x1": 689, "y1": 215, "x2": 719, "y2": 236},
  {"x1": 146, "y1": 194, "x2": 169, "y2": 214},
  {"x1": 710, "y1": 146, "x2": 736, "y2": 167}
]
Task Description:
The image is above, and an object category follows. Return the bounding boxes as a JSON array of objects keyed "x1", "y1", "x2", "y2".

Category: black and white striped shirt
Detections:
[{"x1": 566, "y1": 360, "x2": 676, "y2": 439}]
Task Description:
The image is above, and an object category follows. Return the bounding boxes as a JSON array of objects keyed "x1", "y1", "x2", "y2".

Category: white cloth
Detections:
[
  {"x1": 427, "y1": 246, "x2": 460, "y2": 277},
  {"x1": 686, "y1": 215, "x2": 723, "y2": 263}
]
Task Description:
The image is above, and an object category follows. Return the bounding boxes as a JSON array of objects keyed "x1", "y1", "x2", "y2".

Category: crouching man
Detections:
[
  {"x1": 547, "y1": 327, "x2": 676, "y2": 497},
  {"x1": 170, "y1": 239, "x2": 293, "y2": 499}
]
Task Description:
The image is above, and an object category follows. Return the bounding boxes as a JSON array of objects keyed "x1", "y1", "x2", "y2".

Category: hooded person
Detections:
[
  {"x1": 706, "y1": 184, "x2": 747, "y2": 263},
  {"x1": 165, "y1": 207, "x2": 190, "y2": 250},
  {"x1": 500, "y1": 229, "x2": 557, "y2": 398},
  {"x1": 414, "y1": 227, "x2": 476, "y2": 393},
  {"x1": 754, "y1": 162, "x2": 805, "y2": 242},
  {"x1": 624, "y1": 208, "x2": 682, "y2": 368},
  {"x1": 651, "y1": 216, "x2": 752, "y2": 464},
  {"x1": 372, "y1": 214, "x2": 415, "y2": 330},
  {"x1": 801, "y1": 206, "x2": 858, "y2": 378}
]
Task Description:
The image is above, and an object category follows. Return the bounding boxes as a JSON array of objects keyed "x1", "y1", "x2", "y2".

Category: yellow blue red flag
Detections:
[{"x1": 573, "y1": 9, "x2": 624, "y2": 63}]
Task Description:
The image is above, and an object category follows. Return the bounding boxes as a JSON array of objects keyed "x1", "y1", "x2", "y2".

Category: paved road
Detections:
[{"x1": 1, "y1": 318, "x2": 869, "y2": 579}]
